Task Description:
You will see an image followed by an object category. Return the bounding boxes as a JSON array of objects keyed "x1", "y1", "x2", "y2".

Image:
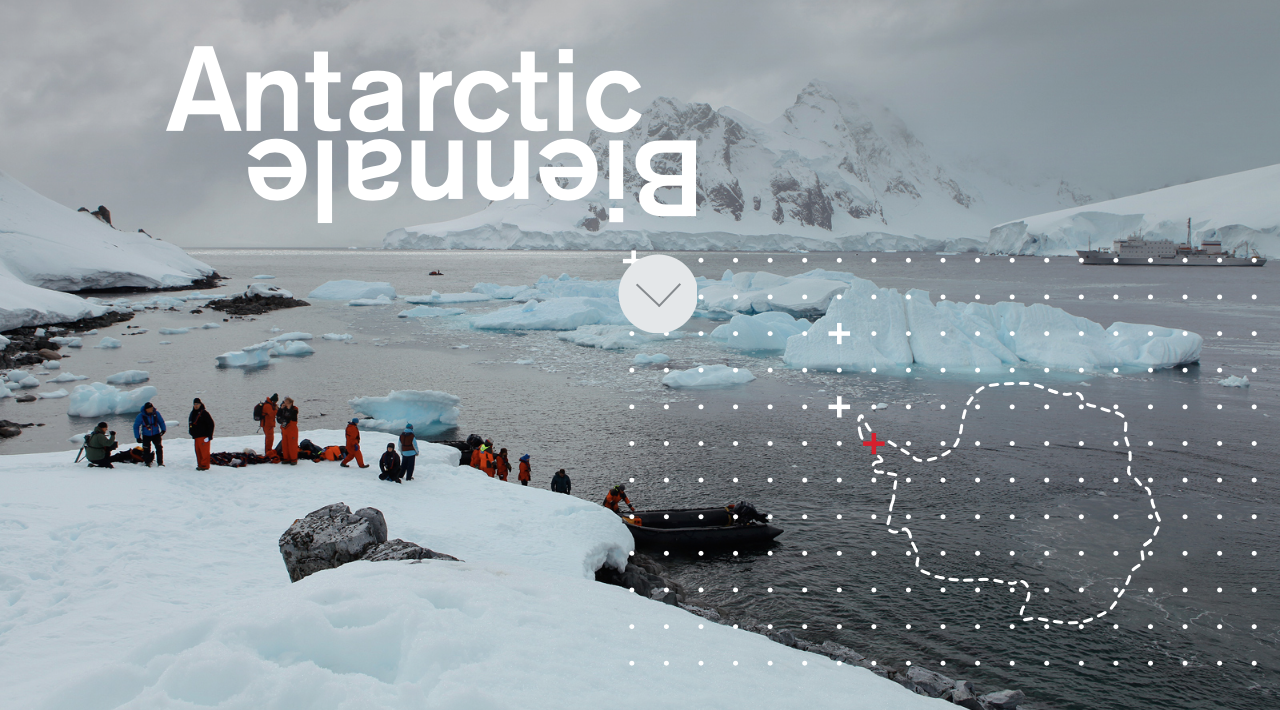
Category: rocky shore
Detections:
[
  {"x1": 599, "y1": 552, "x2": 1029, "y2": 710},
  {"x1": 0, "y1": 312, "x2": 134, "y2": 369}
]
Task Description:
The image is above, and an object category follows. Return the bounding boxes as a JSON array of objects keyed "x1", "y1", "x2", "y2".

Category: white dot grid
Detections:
[{"x1": 621, "y1": 253, "x2": 1269, "y2": 672}]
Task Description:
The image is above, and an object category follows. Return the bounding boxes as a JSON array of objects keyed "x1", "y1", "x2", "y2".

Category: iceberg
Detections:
[
  {"x1": 269, "y1": 332, "x2": 313, "y2": 342},
  {"x1": 37, "y1": 388, "x2": 68, "y2": 399},
  {"x1": 93, "y1": 336, "x2": 122, "y2": 349},
  {"x1": 698, "y1": 270, "x2": 850, "y2": 317},
  {"x1": 158, "y1": 327, "x2": 190, "y2": 335},
  {"x1": 1219, "y1": 375, "x2": 1250, "y2": 387},
  {"x1": 253, "y1": 274, "x2": 275, "y2": 279},
  {"x1": 49, "y1": 372, "x2": 88, "y2": 383},
  {"x1": 348, "y1": 294, "x2": 395, "y2": 306},
  {"x1": 67, "y1": 382, "x2": 159, "y2": 417},
  {"x1": 398, "y1": 305, "x2": 465, "y2": 318},
  {"x1": 349, "y1": 390, "x2": 462, "y2": 435},
  {"x1": 784, "y1": 281, "x2": 1203, "y2": 374},
  {"x1": 709, "y1": 311, "x2": 807, "y2": 352},
  {"x1": 308, "y1": 280, "x2": 396, "y2": 301},
  {"x1": 275, "y1": 340, "x2": 315, "y2": 356},
  {"x1": 42, "y1": 360, "x2": 60, "y2": 370},
  {"x1": 5, "y1": 371, "x2": 41, "y2": 388},
  {"x1": 472, "y1": 282, "x2": 529, "y2": 299},
  {"x1": 558, "y1": 325, "x2": 683, "y2": 350},
  {"x1": 105, "y1": 370, "x2": 150, "y2": 385},
  {"x1": 473, "y1": 297, "x2": 628, "y2": 331},
  {"x1": 322, "y1": 333, "x2": 354, "y2": 341},
  {"x1": 215, "y1": 341, "x2": 277, "y2": 368},
  {"x1": 662, "y1": 364, "x2": 756, "y2": 388},
  {"x1": 633, "y1": 353, "x2": 670, "y2": 365},
  {"x1": 403, "y1": 290, "x2": 491, "y2": 304},
  {"x1": 200, "y1": 322, "x2": 221, "y2": 329},
  {"x1": 48, "y1": 336, "x2": 82, "y2": 348}
]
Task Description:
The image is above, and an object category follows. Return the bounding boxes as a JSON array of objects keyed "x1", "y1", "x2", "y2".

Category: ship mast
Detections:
[{"x1": 1187, "y1": 218, "x2": 1191, "y2": 248}]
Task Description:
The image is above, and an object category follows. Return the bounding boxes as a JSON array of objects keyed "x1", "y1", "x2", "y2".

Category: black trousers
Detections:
[
  {"x1": 402, "y1": 455, "x2": 416, "y2": 480},
  {"x1": 142, "y1": 434, "x2": 164, "y2": 465}
]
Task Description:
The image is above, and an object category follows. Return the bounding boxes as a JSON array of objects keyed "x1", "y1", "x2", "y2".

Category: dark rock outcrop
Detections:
[
  {"x1": 595, "y1": 551, "x2": 685, "y2": 605},
  {"x1": 208, "y1": 293, "x2": 309, "y2": 316},
  {"x1": 278, "y1": 503, "x2": 458, "y2": 582}
]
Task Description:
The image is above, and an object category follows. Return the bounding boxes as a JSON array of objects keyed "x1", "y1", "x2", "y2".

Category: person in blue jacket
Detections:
[{"x1": 133, "y1": 401, "x2": 166, "y2": 467}]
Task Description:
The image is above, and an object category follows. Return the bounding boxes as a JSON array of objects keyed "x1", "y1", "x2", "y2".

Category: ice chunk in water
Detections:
[
  {"x1": 633, "y1": 353, "x2": 670, "y2": 365},
  {"x1": 269, "y1": 332, "x2": 313, "y2": 342},
  {"x1": 662, "y1": 364, "x2": 755, "y2": 388},
  {"x1": 398, "y1": 306, "x2": 465, "y2": 318},
  {"x1": 473, "y1": 297, "x2": 627, "y2": 331},
  {"x1": 322, "y1": 333, "x2": 353, "y2": 341},
  {"x1": 349, "y1": 390, "x2": 462, "y2": 436},
  {"x1": 67, "y1": 382, "x2": 159, "y2": 417},
  {"x1": 105, "y1": 370, "x2": 150, "y2": 385},
  {"x1": 348, "y1": 295, "x2": 395, "y2": 306},
  {"x1": 49, "y1": 372, "x2": 89, "y2": 383},
  {"x1": 558, "y1": 325, "x2": 681, "y2": 350},
  {"x1": 94, "y1": 336, "x2": 122, "y2": 349},
  {"x1": 709, "y1": 311, "x2": 805, "y2": 352},
  {"x1": 308, "y1": 280, "x2": 396, "y2": 301},
  {"x1": 1218, "y1": 375, "x2": 1249, "y2": 387}
]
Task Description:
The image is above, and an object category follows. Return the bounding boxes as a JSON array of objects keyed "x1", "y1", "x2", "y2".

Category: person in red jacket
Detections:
[
  {"x1": 259, "y1": 394, "x2": 278, "y2": 454},
  {"x1": 277, "y1": 397, "x2": 299, "y2": 465},
  {"x1": 341, "y1": 419, "x2": 369, "y2": 468},
  {"x1": 517, "y1": 454, "x2": 531, "y2": 486},
  {"x1": 603, "y1": 484, "x2": 634, "y2": 513},
  {"x1": 188, "y1": 398, "x2": 215, "y2": 471},
  {"x1": 495, "y1": 448, "x2": 511, "y2": 481}
]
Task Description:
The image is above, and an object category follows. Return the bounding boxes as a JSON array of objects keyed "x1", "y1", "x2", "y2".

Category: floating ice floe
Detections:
[
  {"x1": 514, "y1": 358, "x2": 535, "y2": 365},
  {"x1": 247, "y1": 283, "x2": 293, "y2": 299},
  {"x1": 48, "y1": 336, "x2": 82, "y2": 348},
  {"x1": 308, "y1": 280, "x2": 396, "y2": 301},
  {"x1": 158, "y1": 327, "x2": 190, "y2": 335},
  {"x1": 662, "y1": 364, "x2": 755, "y2": 388},
  {"x1": 37, "y1": 388, "x2": 68, "y2": 399},
  {"x1": 472, "y1": 283, "x2": 528, "y2": 299},
  {"x1": 698, "y1": 269, "x2": 851, "y2": 318},
  {"x1": 67, "y1": 382, "x2": 159, "y2": 417},
  {"x1": 1218, "y1": 375, "x2": 1250, "y2": 387},
  {"x1": 709, "y1": 311, "x2": 807, "y2": 352},
  {"x1": 322, "y1": 333, "x2": 354, "y2": 341},
  {"x1": 269, "y1": 332, "x2": 313, "y2": 342},
  {"x1": 158, "y1": 341, "x2": 171, "y2": 345},
  {"x1": 404, "y1": 290, "x2": 491, "y2": 304},
  {"x1": 473, "y1": 297, "x2": 627, "y2": 331},
  {"x1": 558, "y1": 324, "x2": 683, "y2": 349},
  {"x1": 348, "y1": 294, "x2": 395, "y2": 306},
  {"x1": 215, "y1": 341, "x2": 276, "y2": 368},
  {"x1": 48, "y1": 372, "x2": 88, "y2": 383},
  {"x1": 782, "y1": 278, "x2": 1203, "y2": 374},
  {"x1": 42, "y1": 360, "x2": 60, "y2": 370},
  {"x1": 276, "y1": 340, "x2": 314, "y2": 356},
  {"x1": 94, "y1": 336, "x2": 122, "y2": 349},
  {"x1": 873, "y1": 402, "x2": 889, "y2": 410},
  {"x1": 253, "y1": 274, "x2": 275, "y2": 279},
  {"x1": 5, "y1": 370, "x2": 40, "y2": 388},
  {"x1": 398, "y1": 306, "x2": 466, "y2": 318},
  {"x1": 105, "y1": 370, "x2": 150, "y2": 385},
  {"x1": 349, "y1": 390, "x2": 461, "y2": 435},
  {"x1": 633, "y1": 353, "x2": 670, "y2": 365},
  {"x1": 200, "y1": 323, "x2": 220, "y2": 329}
]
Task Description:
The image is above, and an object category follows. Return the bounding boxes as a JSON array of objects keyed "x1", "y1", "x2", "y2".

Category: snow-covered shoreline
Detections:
[{"x1": 0, "y1": 430, "x2": 949, "y2": 709}]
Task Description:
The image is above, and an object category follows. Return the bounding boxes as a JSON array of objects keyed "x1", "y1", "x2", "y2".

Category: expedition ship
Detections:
[{"x1": 1077, "y1": 219, "x2": 1265, "y2": 266}]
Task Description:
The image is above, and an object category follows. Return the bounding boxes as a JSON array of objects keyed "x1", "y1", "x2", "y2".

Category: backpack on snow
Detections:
[{"x1": 253, "y1": 403, "x2": 264, "y2": 422}]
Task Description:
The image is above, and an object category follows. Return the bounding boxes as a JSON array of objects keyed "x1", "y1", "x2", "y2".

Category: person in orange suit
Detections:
[
  {"x1": 518, "y1": 454, "x2": 531, "y2": 486},
  {"x1": 277, "y1": 397, "x2": 300, "y2": 465},
  {"x1": 259, "y1": 394, "x2": 278, "y2": 454},
  {"x1": 469, "y1": 444, "x2": 484, "y2": 470},
  {"x1": 188, "y1": 398, "x2": 215, "y2": 471},
  {"x1": 495, "y1": 448, "x2": 511, "y2": 481},
  {"x1": 341, "y1": 418, "x2": 369, "y2": 468},
  {"x1": 603, "y1": 484, "x2": 634, "y2": 514}
]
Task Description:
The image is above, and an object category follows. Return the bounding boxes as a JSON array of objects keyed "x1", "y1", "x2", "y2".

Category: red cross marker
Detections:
[{"x1": 863, "y1": 433, "x2": 886, "y2": 455}]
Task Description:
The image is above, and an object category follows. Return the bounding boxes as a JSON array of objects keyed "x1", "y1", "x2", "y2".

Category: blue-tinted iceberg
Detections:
[
  {"x1": 67, "y1": 382, "x2": 159, "y2": 417},
  {"x1": 349, "y1": 390, "x2": 461, "y2": 435},
  {"x1": 308, "y1": 280, "x2": 396, "y2": 301},
  {"x1": 558, "y1": 325, "x2": 682, "y2": 350},
  {"x1": 709, "y1": 311, "x2": 806, "y2": 352},
  {"x1": 662, "y1": 364, "x2": 755, "y2": 388},
  {"x1": 473, "y1": 297, "x2": 627, "y2": 331},
  {"x1": 105, "y1": 370, "x2": 150, "y2": 385}
]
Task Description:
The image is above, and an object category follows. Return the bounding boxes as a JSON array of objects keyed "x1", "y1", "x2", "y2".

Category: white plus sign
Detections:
[
  {"x1": 829, "y1": 322, "x2": 851, "y2": 344},
  {"x1": 623, "y1": 250, "x2": 638, "y2": 264},
  {"x1": 829, "y1": 395, "x2": 851, "y2": 418}
]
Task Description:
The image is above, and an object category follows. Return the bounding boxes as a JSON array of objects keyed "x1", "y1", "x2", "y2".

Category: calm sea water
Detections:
[{"x1": 3, "y1": 249, "x2": 1276, "y2": 710}]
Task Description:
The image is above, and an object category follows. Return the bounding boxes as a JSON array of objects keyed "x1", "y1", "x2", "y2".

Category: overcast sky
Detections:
[{"x1": 3, "y1": 0, "x2": 1278, "y2": 248}]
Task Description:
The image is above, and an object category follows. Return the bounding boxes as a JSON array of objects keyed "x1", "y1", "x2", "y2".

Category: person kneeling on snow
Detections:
[
  {"x1": 379, "y1": 443, "x2": 402, "y2": 483},
  {"x1": 85, "y1": 422, "x2": 117, "y2": 468}
]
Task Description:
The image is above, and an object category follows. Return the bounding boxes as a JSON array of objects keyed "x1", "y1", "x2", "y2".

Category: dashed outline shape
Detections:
[{"x1": 857, "y1": 381, "x2": 1161, "y2": 628}]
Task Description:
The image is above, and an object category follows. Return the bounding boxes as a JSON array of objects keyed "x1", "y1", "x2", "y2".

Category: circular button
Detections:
[{"x1": 618, "y1": 255, "x2": 698, "y2": 333}]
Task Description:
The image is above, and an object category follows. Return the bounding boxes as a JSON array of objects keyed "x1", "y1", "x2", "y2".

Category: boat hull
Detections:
[
  {"x1": 1077, "y1": 250, "x2": 1265, "y2": 266},
  {"x1": 624, "y1": 507, "x2": 783, "y2": 548}
]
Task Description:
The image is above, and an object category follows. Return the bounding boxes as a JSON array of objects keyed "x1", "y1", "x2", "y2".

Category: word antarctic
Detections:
[{"x1": 167, "y1": 47, "x2": 694, "y2": 223}]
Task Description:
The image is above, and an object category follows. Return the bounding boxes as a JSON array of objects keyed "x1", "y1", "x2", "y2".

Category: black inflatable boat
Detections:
[{"x1": 622, "y1": 504, "x2": 783, "y2": 548}]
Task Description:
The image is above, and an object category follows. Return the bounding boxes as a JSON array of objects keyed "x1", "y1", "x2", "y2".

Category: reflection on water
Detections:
[{"x1": 3, "y1": 249, "x2": 1275, "y2": 710}]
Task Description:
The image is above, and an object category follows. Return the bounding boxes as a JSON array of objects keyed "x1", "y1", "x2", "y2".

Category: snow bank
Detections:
[
  {"x1": 67, "y1": 382, "x2": 159, "y2": 417},
  {"x1": 709, "y1": 311, "x2": 807, "y2": 352},
  {"x1": 322, "y1": 333, "x2": 353, "y2": 341},
  {"x1": 783, "y1": 278, "x2": 1201, "y2": 374},
  {"x1": 349, "y1": 390, "x2": 462, "y2": 435},
  {"x1": 473, "y1": 296, "x2": 628, "y2": 331},
  {"x1": 558, "y1": 324, "x2": 683, "y2": 350},
  {"x1": 307, "y1": 280, "x2": 396, "y2": 301},
  {"x1": 269, "y1": 331, "x2": 313, "y2": 342},
  {"x1": 48, "y1": 372, "x2": 88, "y2": 383},
  {"x1": 246, "y1": 283, "x2": 293, "y2": 299},
  {"x1": 105, "y1": 369, "x2": 149, "y2": 385},
  {"x1": 398, "y1": 305, "x2": 465, "y2": 318},
  {"x1": 93, "y1": 336, "x2": 121, "y2": 349},
  {"x1": 662, "y1": 364, "x2": 756, "y2": 388},
  {"x1": 348, "y1": 294, "x2": 395, "y2": 306},
  {"x1": 988, "y1": 163, "x2": 1280, "y2": 257},
  {"x1": 404, "y1": 290, "x2": 491, "y2": 304},
  {"x1": 633, "y1": 353, "x2": 670, "y2": 365},
  {"x1": 1219, "y1": 375, "x2": 1250, "y2": 387}
]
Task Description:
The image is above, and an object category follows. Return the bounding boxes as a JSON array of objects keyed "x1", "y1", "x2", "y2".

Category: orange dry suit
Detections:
[
  {"x1": 341, "y1": 423, "x2": 365, "y2": 467},
  {"x1": 260, "y1": 399, "x2": 277, "y2": 453},
  {"x1": 603, "y1": 488, "x2": 632, "y2": 512}
]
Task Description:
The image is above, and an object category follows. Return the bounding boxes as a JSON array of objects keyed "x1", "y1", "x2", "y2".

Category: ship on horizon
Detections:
[{"x1": 1077, "y1": 219, "x2": 1266, "y2": 266}]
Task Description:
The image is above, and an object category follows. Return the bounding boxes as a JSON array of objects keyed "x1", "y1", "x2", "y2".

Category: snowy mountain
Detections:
[
  {"x1": 0, "y1": 170, "x2": 215, "y2": 330},
  {"x1": 987, "y1": 163, "x2": 1280, "y2": 257},
  {"x1": 387, "y1": 81, "x2": 1092, "y2": 251}
]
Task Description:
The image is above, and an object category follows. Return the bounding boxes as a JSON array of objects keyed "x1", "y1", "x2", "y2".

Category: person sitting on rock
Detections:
[
  {"x1": 379, "y1": 443, "x2": 402, "y2": 483},
  {"x1": 550, "y1": 468, "x2": 571, "y2": 494},
  {"x1": 603, "y1": 484, "x2": 634, "y2": 514},
  {"x1": 85, "y1": 422, "x2": 117, "y2": 468}
]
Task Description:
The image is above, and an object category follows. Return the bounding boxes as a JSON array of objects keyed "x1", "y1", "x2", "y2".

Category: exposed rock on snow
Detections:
[
  {"x1": 307, "y1": 280, "x2": 396, "y2": 301},
  {"x1": 1218, "y1": 375, "x2": 1250, "y2": 387},
  {"x1": 207, "y1": 287, "x2": 309, "y2": 316},
  {"x1": 67, "y1": 382, "x2": 158, "y2": 417},
  {"x1": 349, "y1": 390, "x2": 462, "y2": 436},
  {"x1": 104, "y1": 370, "x2": 149, "y2": 385},
  {"x1": 558, "y1": 324, "x2": 682, "y2": 349},
  {"x1": 387, "y1": 81, "x2": 1087, "y2": 252},
  {"x1": 279, "y1": 503, "x2": 460, "y2": 583},
  {"x1": 662, "y1": 364, "x2": 755, "y2": 388},
  {"x1": 988, "y1": 163, "x2": 1280, "y2": 257}
]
